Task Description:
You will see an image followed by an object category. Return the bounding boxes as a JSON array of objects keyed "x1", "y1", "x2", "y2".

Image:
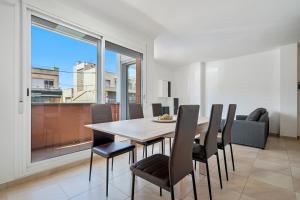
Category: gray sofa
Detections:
[{"x1": 231, "y1": 108, "x2": 269, "y2": 149}]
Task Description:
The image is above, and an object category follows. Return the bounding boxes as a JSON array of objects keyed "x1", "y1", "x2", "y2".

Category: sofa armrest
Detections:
[
  {"x1": 236, "y1": 115, "x2": 248, "y2": 120},
  {"x1": 232, "y1": 120, "x2": 268, "y2": 149}
]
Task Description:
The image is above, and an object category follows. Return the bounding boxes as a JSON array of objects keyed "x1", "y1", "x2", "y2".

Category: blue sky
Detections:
[{"x1": 31, "y1": 25, "x2": 118, "y2": 89}]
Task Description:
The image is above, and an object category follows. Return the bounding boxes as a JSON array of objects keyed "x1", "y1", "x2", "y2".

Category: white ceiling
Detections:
[{"x1": 63, "y1": 0, "x2": 300, "y2": 66}]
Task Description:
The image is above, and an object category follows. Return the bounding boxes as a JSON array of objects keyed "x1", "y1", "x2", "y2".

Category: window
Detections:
[
  {"x1": 105, "y1": 41, "x2": 142, "y2": 120},
  {"x1": 105, "y1": 80, "x2": 111, "y2": 88},
  {"x1": 31, "y1": 16, "x2": 99, "y2": 162},
  {"x1": 30, "y1": 15, "x2": 143, "y2": 162},
  {"x1": 44, "y1": 80, "x2": 54, "y2": 89}
]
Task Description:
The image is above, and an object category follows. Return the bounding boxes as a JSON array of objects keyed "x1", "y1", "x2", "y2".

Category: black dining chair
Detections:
[
  {"x1": 152, "y1": 103, "x2": 162, "y2": 117},
  {"x1": 193, "y1": 104, "x2": 223, "y2": 200},
  {"x1": 131, "y1": 105, "x2": 200, "y2": 200},
  {"x1": 152, "y1": 103, "x2": 172, "y2": 154},
  {"x1": 89, "y1": 104, "x2": 135, "y2": 197},
  {"x1": 129, "y1": 103, "x2": 165, "y2": 158},
  {"x1": 218, "y1": 104, "x2": 237, "y2": 181}
]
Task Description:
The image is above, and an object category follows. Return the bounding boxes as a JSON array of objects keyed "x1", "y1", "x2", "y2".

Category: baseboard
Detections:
[
  {"x1": 279, "y1": 135, "x2": 298, "y2": 140},
  {"x1": 269, "y1": 132, "x2": 280, "y2": 137}
]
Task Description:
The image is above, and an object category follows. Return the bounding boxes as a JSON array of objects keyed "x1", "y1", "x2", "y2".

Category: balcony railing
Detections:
[{"x1": 31, "y1": 103, "x2": 120, "y2": 162}]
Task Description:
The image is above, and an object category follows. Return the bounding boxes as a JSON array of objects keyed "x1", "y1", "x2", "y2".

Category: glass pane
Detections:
[
  {"x1": 31, "y1": 19, "x2": 98, "y2": 162},
  {"x1": 104, "y1": 49, "x2": 120, "y2": 121},
  {"x1": 126, "y1": 58, "x2": 142, "y2": 119}
]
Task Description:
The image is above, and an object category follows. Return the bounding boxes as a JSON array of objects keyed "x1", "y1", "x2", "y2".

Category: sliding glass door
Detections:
[
  {"x1": 31, "y1": 16, "x2": 100, "y2": 162},
  {"x1": 125, "y1": 59, "x2": 142, "y2": 119},
  {"x1": 30, "y1": 15, "x2": 143, "y2": 162},
  {"x1": 105, "y1": 42, "x2": 142, "y2": 120}
]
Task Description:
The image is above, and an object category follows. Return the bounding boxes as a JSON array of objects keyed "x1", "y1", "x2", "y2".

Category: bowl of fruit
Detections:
[{"x1": 153, "y1": 114, "x2": 176, "y2": 123}]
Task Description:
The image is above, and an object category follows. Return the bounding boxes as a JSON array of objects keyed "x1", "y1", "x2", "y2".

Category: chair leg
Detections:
[
  {"x1": 159, "y1": 187, "x2": 162, "y2": 196},
  {"x1": 205, "y1": 161, "x2": 212, "y2": 200},
  {"x1": 170, "y1": 186, "x2": 175, "y2": 200},
  {"x1": 132, "y1": 149, "x2": 135, "y2": 163},
  {"x1": 191, "y1": 171, "x2": 198, "y2": 200},
  {"x1": 131, "y1": 173, "x2": 135, "y2": 200},
  {"x1": 223, "y1": 147, "x2": 229, "y2": 181},
  {"x1": 143, "y1": 146, "x2": 145, "y2": 158},
  {"x1": 216, "y1": 152, "x2": 223, "y2": 189},
  {"x1": 128, "y1": 152, "x2": 131, "y2": 164},
  {"x1": 230, "y1": 143, "x2": 235, "y2": 171},
  {"x1": 105, "y1": 158, "x2": 110, "y2": 196},
  {"x1": 169, "y1": 138, "x2": 172, "y2": 153},
  {"x1": 111, "y1": 157, "x2": 114, "y2": 171},
  {"x1": 152, "y1": 144, "x2": 154, "y2": 154},
  {"x1": 89, "y1": 150, "x2": 93, "y2": 182},
  {"x1": 145, "y1": 146, "x2": 148, "y2": 158},
  {"x1": 161, "y1": 140, "x2": 164, "y2": 155},
  {"x1": 194, "y1": 160, "x2": 197, "y2": 170}
]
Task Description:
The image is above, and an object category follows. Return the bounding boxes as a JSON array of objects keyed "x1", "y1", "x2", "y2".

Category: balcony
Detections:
[{"x1": 31, "y1": 103, "x2": 120, "y2": 162}]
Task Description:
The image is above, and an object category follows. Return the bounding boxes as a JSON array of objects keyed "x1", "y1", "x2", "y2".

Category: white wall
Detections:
[
  {"x1": 280, "y1": 44, "x2": 298, "y2": 138},
  {"x1": 173, "y1": 62, "x2": 201, "y2": 105},
  {"x1": 173, "y1": 50, "x2": 281, "y2": 133},
  {"x1": 0, "y1": 0, "x2": 173, "y2": 184},
  {"x1": 0, "y1": 0, "x2": 18, "y2": 184},
  {"x1": 298, "y1": 44, "x2": 300, "y2": 137},
  {"x1": 205, "y1": 50, "x2": 281, "y2": 133}
]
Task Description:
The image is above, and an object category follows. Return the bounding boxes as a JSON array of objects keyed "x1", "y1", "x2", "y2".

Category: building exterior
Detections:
[
  {"x1": 63, "y1": 60, "x2": 137, "y2": 103},
  {"x1": 31, "y1": 67, "x2": 62, "y2": 103},
  {"x1": 71, "y1": 62, "x2": 97, "y2": 103}
]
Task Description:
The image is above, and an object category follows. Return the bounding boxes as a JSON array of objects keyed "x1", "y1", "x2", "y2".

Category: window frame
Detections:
[{"x1": 23, "y1": 7, "x2": 146, "y2": 173}]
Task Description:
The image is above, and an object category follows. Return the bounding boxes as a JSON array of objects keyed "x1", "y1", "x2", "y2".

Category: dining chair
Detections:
[
  {"x1": 217, "y1": 104, "x2": 237, "y2": 181},
  {"x1": 193, "y1": 104, "x2": 223, "y2": 200},
  {"x1": 152, "y1": 103, "x2": 172, "y2": 154},
  {"x1": 131, "y1": 105, "x2": 200, "y2": 200},
  {"x1": 152, "y1": 103, "x2": 162, "y2": 117},
  {"x1": 129, "y1": 103, "x2": 164, "y2": 158},
  {"x1": 89, "y1": 104, "x2": 135, "y2": 197}
]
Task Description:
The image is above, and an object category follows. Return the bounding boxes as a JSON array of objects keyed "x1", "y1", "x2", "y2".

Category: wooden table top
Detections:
[{"x1": 85, "y1": 117, "x2": 209, "y2": 142}]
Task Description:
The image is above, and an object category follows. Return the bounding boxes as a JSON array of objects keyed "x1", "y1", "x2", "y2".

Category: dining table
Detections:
[{"x1": 85, "y1": 116, "x2": 209, "y2": 162}]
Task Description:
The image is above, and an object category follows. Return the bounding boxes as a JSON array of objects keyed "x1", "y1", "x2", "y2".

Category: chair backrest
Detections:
[
  {"x1": 222, "y1": 104, "x2": 237, "y2": 145},
  {"x1": 90, "y1": 104, "x2": 114, "y2": 147},
  {"x1": 129, "y1": 103, "x2": 144, "y2": 119},
  {"x1": 169, "y1": 105, "x2": 200, "y2": 185},
  {"x1": 204, "y1": 104, "x2": 223, "y2": 158},
  {"x1": 152, "y1": 103, "x2": 162, "y2": 117}
]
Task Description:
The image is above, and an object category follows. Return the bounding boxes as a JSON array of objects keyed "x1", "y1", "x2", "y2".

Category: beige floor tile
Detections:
[
  {"x1": 293, "y1": 178, "x2": 300, "y2": 193},
  {"x1": 291, "y1": 159, "x2": 300, "y2": 168},
  {"x1": 0, "y1": 136, "x2": 299, "y2": 200},
  {"x1": 249, "y1": 170, "x2": 293, "y2": 190},
  {"x1": 288, "y1": 151, "x2": 300, "y2": 162},
  {"x1": 184, "y1": 187, "x2": 240, "y2": 200},
  {"x1": 243, "y1": 178, "x2": 296, "y2": 200},
  {"x1": 110, "y1": 173, "x2": 148, "y2": 196},
  {"x1": 58, "y1": 174, "x2": 103, "y2": 198},
  {"x1": 222, "y1": 174, "x2": 248, "y2": 193},
  {"x1": 70, "y1": 184, "x2": 128, "y2": 200},
  {"x1": 292, "y1": 167, "x2": 300, "y2": 179},
  {"x1": 5, "y1": 184, "x2": 67, "y2": 200},
  {"x1": 257, "y1": 149, "x2": 289, "y2": 165},
  {"x1": 239, "y1": 195, "x2": 257, "y2": 200},
  {"x1": 252, "y1": 159, "x2": 292, "y2": 176}
]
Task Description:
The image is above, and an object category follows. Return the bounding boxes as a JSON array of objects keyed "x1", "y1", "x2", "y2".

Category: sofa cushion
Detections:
[{"x1": 246, "y1": 108, "x2": 267, "y2": 121}]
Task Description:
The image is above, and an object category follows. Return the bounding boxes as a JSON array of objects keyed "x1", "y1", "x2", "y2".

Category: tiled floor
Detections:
[{"x1": 0, "y1": 136, "x2": 299, "y2": 200}]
